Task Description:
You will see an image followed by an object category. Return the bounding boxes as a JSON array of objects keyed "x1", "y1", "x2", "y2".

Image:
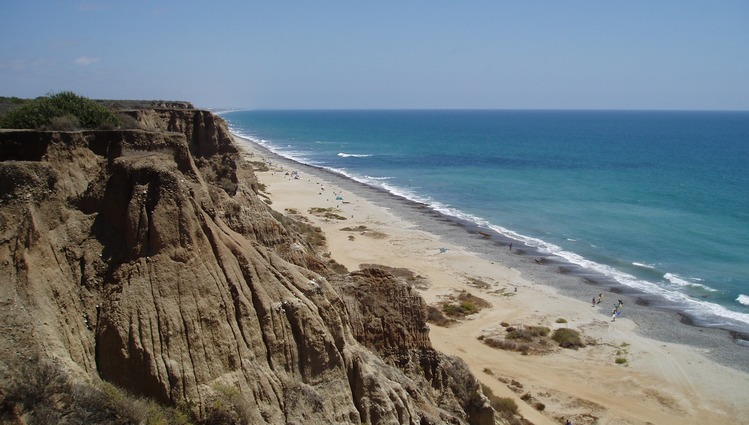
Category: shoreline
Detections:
[
  {"x1": 228, "y1": 125, "x2": 749, "y2": 338},
  {"x1": 236, "y1": 134, "x2": 749, "y2": 371},
  {"x1": 232, "y1": 133, "x2": 749, "y2": 423}
]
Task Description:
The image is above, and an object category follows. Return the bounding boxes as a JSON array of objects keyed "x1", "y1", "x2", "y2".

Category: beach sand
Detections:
[{"x1": 235, "y1": 135, "x2": 749, "y2": 425}]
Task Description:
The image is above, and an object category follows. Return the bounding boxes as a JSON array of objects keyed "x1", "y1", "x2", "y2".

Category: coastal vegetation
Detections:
[
  {"x1": 480, "y1": 383, "x2": 525, "y2": 423},
  {"x1": 1, "y1": 360, "x2": 313, "y2": 424},
  {"x1": 614, "y1": 342, "x2": 630, "y2": 366},
  {"x1": 0, "y1": 91, "x2": 120, "y2": 130},
  {"x1": 441, "y1": 290, "x2": 491, "y2": 318},
  {"x1": 551, "y1": 328, "x2": 585, "y2": 349},
  {"x1": 308, "y1": 206, "x2": 347, "y2": 220},
  {"x1": 273, "y1": 209, "x2": 326, "y2": 248},
  {"x1": 0, "y1": 361, "x2": 193, "y2": 424},
  {"x1": 479, "y1": 324, "x2": 589, "y2": 355},
  {"x1": 506, "y1": 325, "x2": 551, "y2": 340}
]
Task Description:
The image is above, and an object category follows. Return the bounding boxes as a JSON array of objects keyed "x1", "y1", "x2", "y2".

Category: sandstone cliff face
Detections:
[{"x1": 0, "y1": 110, "x2": 493, "y2": 424}]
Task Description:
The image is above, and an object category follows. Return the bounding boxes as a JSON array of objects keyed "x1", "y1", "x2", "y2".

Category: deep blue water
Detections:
[{"x1": 222, "y1": 110, "x2": 749, "y2": 329}]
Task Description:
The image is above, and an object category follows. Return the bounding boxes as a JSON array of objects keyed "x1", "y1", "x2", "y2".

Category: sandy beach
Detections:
[{"x1": 234, "y1": 134, "x2": 749, "y2": 425}]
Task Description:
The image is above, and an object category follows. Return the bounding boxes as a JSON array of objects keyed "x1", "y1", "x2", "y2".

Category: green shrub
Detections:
[
  {"x1": 460, "y1": 300, "x2": 479, "y2": 314},
  {"x1": 615, "y1": 357, "x2": 628, "y2": 365},
  {"x1": 442, "y1": 303, "x2": 466, "y2": 317},
  {"x1": 1, "y1": 91, "x2": 120, "y2": 129},
  {"x1": 551, "y1": 328, "x2": 585, "y2": 349},
  {"x1": 555, "y1": 318, "x2": 568, "y2": 324}
]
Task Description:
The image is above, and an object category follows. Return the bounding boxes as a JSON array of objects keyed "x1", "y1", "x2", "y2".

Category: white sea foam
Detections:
[
  {"x1": 664, "y1": 273, "x2": 717, "y2": 292},
  {"x1": 738, "y1": 295, "x2": 749, "y2": 306},
  {"x1": 337, "y1": 152, "x2": 372, "y2": 158},
  {"x1": 664, "y1": 273, "x2": 692, "y2": 287},
  {"x1": 469, "y1": 222, "x2": 749, "y2": 326},
  {"x1": 632, "y1": 262, "x2": 656, "y2": 269}
]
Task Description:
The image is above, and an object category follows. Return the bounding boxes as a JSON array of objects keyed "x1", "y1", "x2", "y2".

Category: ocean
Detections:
[{"x1": 222, "y1": 110, "x2": 749, "y2": 333}]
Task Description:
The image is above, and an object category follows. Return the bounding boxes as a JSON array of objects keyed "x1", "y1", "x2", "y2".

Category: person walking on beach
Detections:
[
  {"x1": 598, "y1": 293, "x2": 604, "y2": 304},
  {"x1": 508, "y1": 242, "x2": 512, "y2": 250},
  {"x1": 566, "y1": 419, "x2": 572, "y2": 425},
  {"x1": 592, "y1": 296, "x2": 596, "y2": 306},
  {"x1": 612, "y1": 305, "x2": 618, "y2": 322}
]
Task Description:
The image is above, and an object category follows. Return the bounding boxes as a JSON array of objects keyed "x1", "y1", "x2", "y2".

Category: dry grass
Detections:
[
  {"x1": 481, "y1": 325, "x2": 587, "y2": 353},
  {"x1": 466, "y1": 277, "x2": 491, "y2": 289},
  {"x1": 506, "y1": 325, "x2": 550, "y2": 341},
  {"x1": 480, "y1": 383, "x2": 533, "y2": 425},
  {"x1": 426, "y1": 305, "x2": 455, "y2": 327},
  {"x1": 246, "y1": 160, "x2": 270, "y2": 172},
  {"x1": 309, "y1": 207, "x2": 347, "y2": 220},
  {"x1": 0, "y1": 361, "x2": 195, "y2": 424},
  {"x1": 340, "y1": 225, "x2": 368, "y2": 231}
]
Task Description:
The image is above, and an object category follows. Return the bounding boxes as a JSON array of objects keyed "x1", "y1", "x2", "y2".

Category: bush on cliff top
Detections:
[{"x1": 1, "y1": 91, "x2": 120, "y2": 130}]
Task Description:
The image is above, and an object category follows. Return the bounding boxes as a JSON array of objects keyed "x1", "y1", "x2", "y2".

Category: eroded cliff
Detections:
[{"x1": 0, "y1": 108, "x2": 493, "y2": 424}]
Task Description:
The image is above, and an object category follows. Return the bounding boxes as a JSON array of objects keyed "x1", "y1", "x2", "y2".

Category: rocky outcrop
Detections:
[
  {"x1": 121, "y1": 108, "x2": 236, "y2": 158},
  {"x1": 336, "y1": 267, "x2": 494, "y2": 425},
  {"x1": 0, "y1": 109, "x2": 493, "y2": 424}
]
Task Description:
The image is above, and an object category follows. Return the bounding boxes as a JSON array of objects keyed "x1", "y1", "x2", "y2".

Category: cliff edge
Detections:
[{"x1": 0, "y1": 107, "x2": 494, "y2": 424}]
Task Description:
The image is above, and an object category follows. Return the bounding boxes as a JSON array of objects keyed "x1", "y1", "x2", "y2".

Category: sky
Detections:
[{"x1": 1, "y1": 1, "x2": 748, "y2": 110}]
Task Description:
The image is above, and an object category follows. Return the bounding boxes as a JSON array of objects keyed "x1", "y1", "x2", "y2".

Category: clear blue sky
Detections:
[{"x1": 1, "y1": 1, "x2": 748, "y2": 110}]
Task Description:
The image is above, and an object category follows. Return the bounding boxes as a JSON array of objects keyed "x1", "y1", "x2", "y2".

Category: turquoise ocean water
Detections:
[{"x1": 222, "y1": 110, "x2": 749, "y2": 332}]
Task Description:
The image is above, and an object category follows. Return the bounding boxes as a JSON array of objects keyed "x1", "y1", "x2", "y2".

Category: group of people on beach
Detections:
[
  {"x1": 611, "y1": 299, "x2": 624, "y2": 321},
  {"x1": 592, "y1": 293, "x2": 624, "y2": 321}
]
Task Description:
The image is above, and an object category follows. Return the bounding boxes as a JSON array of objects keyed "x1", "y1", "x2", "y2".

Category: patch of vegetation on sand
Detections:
[
  {"x1": 480, "y1": 324, "x2": 589, "y2": 355},
  {"x1": 613, "y1": 342, "x2": 630, "y2": 366},
  {"x1": 340, "y1": 225, "x2": 386, "y2": 239},
  {"x1": 427, "y1": 290, "x2": 491, "y2": 327},
  {"x1": 438, "y1": 290, "x2": 491, "y2": 319},
  {"x1": 340, "y1": 225, "x2": 368, "y2": 231},
  {"x1": 466, "y1": 277, "x2": 491, "y2": 289},
  {"x1": 550, "y1": 328, "x2": 585, "y2": 349},
  {"x1": 309, "y1": 207, "x2": 347, "y2": 220},
  {"x1": 426, "y1": 305, "x2": 454, "y2": 327},
  {"x1": 507, "y1": 325, "x2": 550, "y2": 340},
  {"x1": 488, "y1": 287, "x2": 516, "y2": 297},
  {"x1": 246, "y1": 160, "x2": 270, "y2": 172}
]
